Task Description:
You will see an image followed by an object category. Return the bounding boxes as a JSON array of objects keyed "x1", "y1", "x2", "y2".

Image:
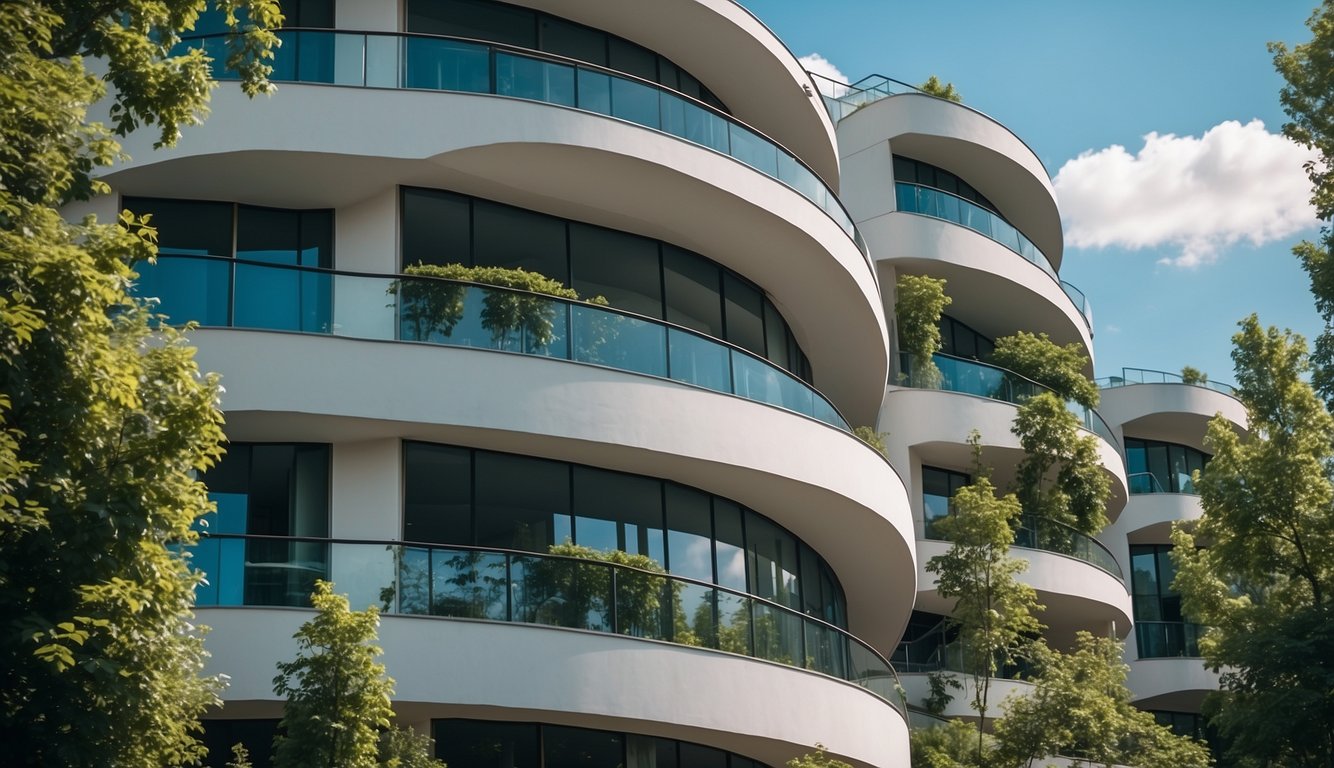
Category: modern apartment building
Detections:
[{"x1": 77, "y1": 0, "x2": 1238, "y2": 765}]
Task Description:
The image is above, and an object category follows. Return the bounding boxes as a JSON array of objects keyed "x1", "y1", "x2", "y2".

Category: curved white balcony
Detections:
[
  {"x1": 200, "y1": 607, "x2": 908, "y2": 768},
  {"x1": 1125, "y1": 655, "x2": 1219, "y2": 712},
  {"x1": 1105, "y1": 492, "x2": 1202, "y2": 546},
  {"x1": 837, "y1": 92, "x2": 1061, "y2": 270},
  {"x1": 867, "y1": 211, "x2": 1093, "y2": 360},
  {"x1": 193, "y1": 328, "x2": 917, "y2": 651},
  {"x1": 107, "y1": 80, "x2": 888, "y2": 423},
  {"x1": 899, "y1": 673, "x2": 1034, "y2": 722},
  {"x1": 882, "y1": 373, "x2": 1129, "y2": 520},
  {"x1": 1099, "y1": 374, "x2": 1248, "y2": 447},
  {"x1": 914, "y1": 539, "x2": 1133, "y2": 646}
]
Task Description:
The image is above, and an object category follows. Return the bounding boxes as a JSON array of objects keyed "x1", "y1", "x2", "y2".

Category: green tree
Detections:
[
  {"x1": 991, "y1": 632, "x2": 1211, "y2": 768},
  {"x1": 1172, "y1": 316, "x2": 1334, "y2": 766},
  {"x1": 272, "y1": 581, "x2": 397, "y2": 768},
  {"x1": 895, "y1": 273, "x2": 951, "y2": 387},
  {"x1": 918, "y1": 75, "x2": 963, "y2": 103},
  {"x1": 1011, "y1": 392, "x2": 1111, "y2": 537},
  {"x1": 379, "y1": 725, "x2": 446, "y2": 768},
  {"x1": 910, "y1": 719, "x2": 985, "y2": 768},
  {"x1": 0, "y1": 3, "x2": 279, "y2": 762},
  {"x1": 1180, "y1": 365, "x2": 1209, "y2": 385},
  {"x1": 926, "y1": 435, "x2": 1043, "y2": 760},
  {"x1": 227, "y1": 743, "x2": 254, "y2": 768},
  {"x1": 1272, "y1": 1, "x2": 1334, "y2": 406}
]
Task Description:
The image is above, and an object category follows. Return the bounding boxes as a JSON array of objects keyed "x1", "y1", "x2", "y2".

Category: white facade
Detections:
[{"x1": 94, "y1": 1, "x2": 1237, "y2": 765}]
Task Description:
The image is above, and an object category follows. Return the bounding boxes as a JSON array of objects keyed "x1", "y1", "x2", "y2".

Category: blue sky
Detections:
[{"x1": 748, "y1": 0, "x2": 1325, "y2": 385}]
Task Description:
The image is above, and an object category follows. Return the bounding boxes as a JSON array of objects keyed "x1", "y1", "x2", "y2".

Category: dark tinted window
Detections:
[
  {"x1": 722, "y1": 273, "x2": 765, "y2": 357},
  {"x1": 408, "y1": 0, "x2": 536, "y2": 48},
  {"x1": 662, "y1": 246, "x2": 723, "y2": 337},
  {"x1": 404, "y1": 442, "x2": 472, "y2": 544},
  {"x1": 570, "y1": 224, "x2": 662, "y2": 318},
  {"x1": 474, "y1": 452, "x2": 571, "y2": 551},
  {"x1": 125, "y1": 197, "x2": 233, "y2": 258},
  {"x1": 539, "y1": 16, "x2": 606, "y2": 65},
  {"x1": 434, "y1": 720, "x2": 540, "y2": 768},
  {"x1": 473, "y1": 200, "x2": 568, "y2": 282},
  {"x1": 402, "y1": 188, "x2": 471, "y2": 268}
]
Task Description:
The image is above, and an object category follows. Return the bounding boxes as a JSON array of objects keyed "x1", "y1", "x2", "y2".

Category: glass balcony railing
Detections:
[
  {"x1": 1127, "y1": 471, "x2": 1199, "y2": 496},
  {"x1": 1135, "y1": 621, "x2": 1203, "y2": 658},
  {"x1": 1097, "y1": 367, "x2": 1238, "y2": 397},
  {"x1": 891, "y1": 619, "x2": 1035, "y2": 679},
  {"x1": 189, "y1": 533, "x2": 903, "y2": 711},
  {"x1": 177, "y1": 29, "x2": 867, "y2": 256},
  {"x1": 899, "y1": 352, "x2": 1120, "y2": 450},
  {"x1": 893, "y1": 182, "x2": 1093, "y2": 332},
  {"x1": 921, "y1": 513, "x2": 1123, "y2": 580},
  {"x1": 134, "y1": 255, "x2": 850, "y2": 430}
]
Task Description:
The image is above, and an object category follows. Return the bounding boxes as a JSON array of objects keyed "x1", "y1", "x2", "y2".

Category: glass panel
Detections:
[
  {"x1": 544, "y1": 725, "x2": 624, "y2": 768},
  {"x1": 495, "y1": 52, "x2": 575, "y2": 107},
  {"x1": 715, "y1": 592, "x2": 751, "y2": 655},
  {"x1": 576, "y1": 69, "x2": 612, "y2": 115},
  {"x1": 804, "y1": 618, "x2": 848, "y2": 679},
  {"x1": 610, "y1": 76, "x2": 660, "y2": 128},
  {"x1": 474, "y1": 452, "x2": 571, "y2": 552},
  {"x1": 713, "y1": 500, "x2": 747, "y2": 591},
  {"x1": 403, "y1": 442, "x2": 472, "y2": 545},
  {"x1": 674, "y1": 582, "x2": 715, "y2": 648},
  {"x1": 677, "y1": 744, "x2": 727, "y2": 768},
  {"x1": 667, "y1": 328, "x2": 731, "y2": 393},
  {"x1": 616, "y1": 571, "x2": 670, "y2": 640},
  {"x1": 295, "y1": 30, "x2": 334, "y2": 83},
  {"x1": 433, "y1": 720, "x2": 540, "y2": 768},
  {"x1": 407, "y1": 0, "x2": 536, "y2": 49},
  {"x1": 895, "y1": 182, "x2": 918, "y2": 213},
  {"x1": 571, "y1": 306, "x2": 666, "y2": 377},
  {"x1": 398, "y1": 546, "x2": 431, "y2": 614},
  {"x1": 244, "y1": 537, "x2": 327, "y2": 606},
  {"x1": 403, "y1": 37, "x2": 490, "y2": 93},
  {"x1": 848, "y1": 641, "x2": 896, "y2": 700},
  {"x1": 776, "y1": 153, "x2": 825, "y2": 206},
  {"x1": 431, "y1": 548, "x2": 509, "y2": 620},
  {"x1": 727, "y1": 123, "x2": 778, "y2": 177},
  {"x1": 133, "y1": 256, "x2": 231, "y2": 327},
  {"x1": 333, "y1": 273, "x2": 397, "y2": 340},
  {"x1": 607, "y1": 37, "x2": 657, "y2": 81},
  {"x1": 732, "y1": 352, "x2": 814, "y2": 417},
  {"x1": 473, "y1": 201, "x2": 568, "y2": 282},
  {"x1": 512, "y1": 554, "x2": 611, "y2": 631},
  {"x1": 331, "y1": 542, "x2": 397, "y2": 614},
  {"x1": 662, "y1": 246, "x2": 723, "y2": 337},
  {"x1": 752, "y1": 601, "x2": 802, "y2": 665},
  {"x1": 233, "y1": 264, "x2": 331, "y2": 333},
  {"x1": 746, "y1": 513, "x2": 800, "y2": 609},
  {"x1": 569, "y1": 224, "x2": 662, "y2": 318},
  {"x1": 763, "y1": 300, "x2": 791, "y2": 370},
  {"x1": 722, "y1": 274, "x2": 765, "y2": 356},
  {"x1": 124, "y1": 197, "x2": 233, "y2": 260},
  {"x1": 661, "y1": 94, "x2": 729, "y2": 153},
  {"x1": 401, "y1": 187, "x2": 472, "y2": 268},
  {"x1": 664, "y1": 485, "x2": 713, "y2": 582},
  {"x1": 365, "y1": 33, "x2": 400, "y2": 88},
  {"x1": 539, "y1": 16, "x2": 606, "y2": 66},
  {"x1": 572, "y1": 466, "x2": 663, "y2": 561}
]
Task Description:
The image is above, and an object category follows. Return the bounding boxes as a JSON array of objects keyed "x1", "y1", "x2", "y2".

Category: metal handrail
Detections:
[
  {"x1": 190, "y1": 533, "x2": 905, "y2": 711},
  {"x1": 1097, "y1": 367, "x2": 1238, "y2": 396},
  {"x1": 135, "y1": 253, "x2": 852, "y2": 430}
]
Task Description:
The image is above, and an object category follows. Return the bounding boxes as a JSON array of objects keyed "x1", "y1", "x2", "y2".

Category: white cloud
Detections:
[
  {"x1": 799, "y1": 53, "x2": 849, "y2": 97},
  {"x1": 1052, "y1": 120, "x2": 1319, "y2": 268}
]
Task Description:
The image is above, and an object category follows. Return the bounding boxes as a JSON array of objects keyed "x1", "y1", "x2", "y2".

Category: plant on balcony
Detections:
[
  {"x1": 788, "y1": 744, "x2": 853, "y2": 768},
  {"x1": 895, "y1": 274, "x2": 951, "y2": 388},
  {"x1": 395, "y1": 263, "x2": 609, "y2": 351},
  {"x1": 853, "y1": 426, "x2": 890, "y2": 458},
  {"x1": 918, "y1": 75, "x2": 963, "y2": 103},
  {"x1": 1180, "y1": 365, "x2": 1209, "y2": 385},
  {"x1": 926, "y1": 435, "x2": 1043, "y2": 760},
  {"x1": 991, "y1": 331, "x2": 1098, "y2": 409}
]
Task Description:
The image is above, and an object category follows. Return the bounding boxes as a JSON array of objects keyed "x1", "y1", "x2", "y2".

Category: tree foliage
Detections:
[
  {"x1": 1273, "y1": 1, "x2": 1334, "y2": 407},
  {"x1": 926, "y1": 435, "x2": 1042, "y2": 756},
  {"x1": 379, "y1": 724, "x2": 446, "y2": 768},
  {"x1": 788, "y1": 744, "x2": 853, "y2": 768},
  {"x1": 991, "y1": 331, "x2": 1098, "y2": 409},
  {"x1": 1180, "y1": 365, "x2": 1209, "y2": 385},
  {"x1": 273, "y1": 581, "x2": 397, "y2": 768},
  {"x1": 910, "y1": 719, "x2": 985, "y2": 768},
  {"x1": 1011, "y1": 393, "x2": 1111, "y2": 537},
  {"x1": 918, "y1": 75, "x2": 963, "y2": 103},
  {"x1": 0, "y1": 3, "x2": 280, "y2": 762},
  {"x1": 1173, "y1": 316, "x2": 1334, "y2": 766},
  {"x1": 991, "y1": 633, "x2": 1211, "y2": 768},
  {"x1": 895, "y1": 273, "x2": 951, "y2": 387}
]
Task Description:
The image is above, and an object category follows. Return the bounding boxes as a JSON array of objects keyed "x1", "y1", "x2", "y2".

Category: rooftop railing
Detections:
[
  {"x1": 134, "y1": 254, "x2": 851, "y2": 430},
  {"x1": 899, "y1": 352, "x2": 1120, "y2": 450},
  {"x1": 1097, "y1": 367, "x2": 1237, "y2": 396},
  {"x1": 190, "y1": 533, "x2": 903, "y2": 711},
  {"x1": 178, "y1": 29, "x2": 868, "y2": 256}
]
